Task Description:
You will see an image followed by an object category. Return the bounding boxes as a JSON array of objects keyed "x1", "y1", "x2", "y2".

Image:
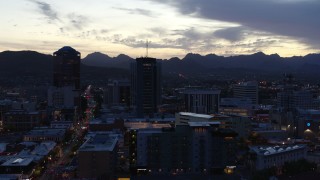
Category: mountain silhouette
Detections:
[
  {"x1": 82, "y1": 52, "x2": 133, "y2": 68},
  {"x1": 1, "y1": 50, "x2": 320, "y2": 86}
]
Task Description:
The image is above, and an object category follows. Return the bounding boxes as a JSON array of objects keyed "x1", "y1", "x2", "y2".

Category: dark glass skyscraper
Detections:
[
  {"x1": 49, "y1": 46, "x2": 81, "y2": 121},
  {"x1": 131, "y1": 57, "x2": 161, "y2": 118},
  {"x1": 53, "y1": 46, "x2": 81, "y2": 89}
]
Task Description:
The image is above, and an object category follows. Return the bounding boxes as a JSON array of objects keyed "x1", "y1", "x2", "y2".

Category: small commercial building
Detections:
[
  {"x1": 78, "y1": 133, "x2": 118, "y2": 179},
  {"x1": 23, "y1": 128, "x2": 66, "y2": 142}
]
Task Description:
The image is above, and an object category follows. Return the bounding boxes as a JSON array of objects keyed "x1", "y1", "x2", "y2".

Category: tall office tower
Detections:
[
  {"x1": 131, "y1": 57, "x2": 161, "y2": 118},
  {"x1": 48, "y1": 46, "x2": 81, "y2": 121},
  {"x1": 233, "y1": 81, "x2": 258, "y2": 104},
  {"x1": 53, "y1": 46, "x2": 81, "y2": 89},
  {"x1": 184, "y1": 89, "x2": 220, "y2": 114}
]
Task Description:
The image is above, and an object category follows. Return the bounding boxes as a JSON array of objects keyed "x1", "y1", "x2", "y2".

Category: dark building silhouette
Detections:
[
  {"x1": 105, "y1": 79, "x2": 130, "y2": 107},
  {"x1": 48, "y1": 46, "x2": 81, "y2": 121},
  {"x1": 131, "y1": 57, "x2": 161, "y2": 118},
  {"x1": 53, "y1": 46, "x2": 81, "y2": 89},
  {"x1": 183, "y1": 89, "x2": 220, "y2": 114}
]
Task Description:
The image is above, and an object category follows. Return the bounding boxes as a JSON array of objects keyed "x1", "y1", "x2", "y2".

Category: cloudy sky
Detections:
[{"x1": 0, "y1": 0, "x2": 319, "y2": 58}]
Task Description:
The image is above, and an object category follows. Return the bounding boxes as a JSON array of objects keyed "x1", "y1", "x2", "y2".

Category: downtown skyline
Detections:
[{"x1": 0, "y1": 0, "x2": 319, "y2": 59}]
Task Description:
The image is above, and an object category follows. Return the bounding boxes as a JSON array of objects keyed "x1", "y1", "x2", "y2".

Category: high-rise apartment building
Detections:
[
  {"x1": 131, "y1": 57, "x2": 161, "y2": 118},
  {"x1": 233, "y1": 81, "x2": 258, "y2": 104}
]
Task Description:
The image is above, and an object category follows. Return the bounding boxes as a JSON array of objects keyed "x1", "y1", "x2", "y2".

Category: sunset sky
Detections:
[{"x1": 0, "y1": 0, "x2": 319, "y2": 59}]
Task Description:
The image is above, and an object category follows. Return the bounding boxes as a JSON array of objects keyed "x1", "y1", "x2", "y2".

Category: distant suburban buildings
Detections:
[
  {"x1": 131, "y1": 57, "x2": 162, "y2": 118},
  {"x1": 183, "y1": 89, "x2": 220, "y2": 114},
  {"x1": 233, "y1": 81, "x2": 258, "y2": 104}
]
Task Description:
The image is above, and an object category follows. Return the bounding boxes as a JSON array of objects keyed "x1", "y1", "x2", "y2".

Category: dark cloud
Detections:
[
  {"x1": 30, "y1": 0, "x2": 60, "y2": 23},
  {"x1": 214, "y1": 26, "x2": 247, "y2": 42},
  {"x1": 114, "y1": 7, "x2": 156, "y2": 17},
  {"x1": 109, "y1": 28, "x2": 222, "y2": 52},
  {"x1": 148, "y1": 0, "x2": 320, "y2": 47}
]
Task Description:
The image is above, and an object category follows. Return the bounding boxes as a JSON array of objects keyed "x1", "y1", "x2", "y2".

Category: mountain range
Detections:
[
  {"x1": 82, "y1": 51, "x2": 320, "y2": 76},
  {"x1": 0, "y1": 50, "x2": 320, "y2": 86}
]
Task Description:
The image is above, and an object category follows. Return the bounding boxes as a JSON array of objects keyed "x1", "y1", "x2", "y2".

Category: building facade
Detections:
[
  {"x1": 249, "y1": 144, "x2": 307, "y2": 170},
  {"x1": 105, "y1": 79, "x2": 130, "y2": 107},
  {"x1": 233, "y1": 81, "x2": 258, "y2": 104},
  {"x1": 49, "y1": 46, "x2": 81, "y2": 121},
  {"x1": 183, "y1": 89, "x2": 220, "y2": 114},
  {"x1": 78, "y1": 133, "x2": 118, "y2": 179},
  {"x1": 53, "y1": 46, "x2": 81, "y2": 89},
  {"x1": 3, "y1": 110, "x2": 41, "y2": 131},
  {"x1": 131, "y1": 57, "x2": 161, "y2": 118},
  {"x1": 136, "y1": 122, "x2": 237, "y2": 174}
]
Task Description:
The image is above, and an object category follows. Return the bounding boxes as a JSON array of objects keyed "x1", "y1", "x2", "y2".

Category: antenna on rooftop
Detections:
[{"x1": 146, "y1": 39, "x2": 149, "y2": 57}]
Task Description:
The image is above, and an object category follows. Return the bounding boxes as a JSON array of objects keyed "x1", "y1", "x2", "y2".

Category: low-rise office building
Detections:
[
  {"x1": 175, "y1": 112, "x2": 213, "y2": 126},
  {"x1": 23, "y1": 128, "x2": 66, "y2": 142},
  {"x1": 3, "y1": 110, "x2": 41, "y2": 131},
  {"x1": 78, "y1": 133, "x2": 118, "y2": 179},
  {"x1": 249, "y1": 144, "x2": 307, "y2": 170},
  {"x1": 175, "y1": 112, "x2": 251, "y2": 138}
]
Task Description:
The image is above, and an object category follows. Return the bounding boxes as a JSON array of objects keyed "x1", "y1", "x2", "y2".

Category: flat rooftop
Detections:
[
  {"x1": 89, "y1": 118, "x2": 115, "y2": 125},
  {"x1": 178, "y1": 112, "x2": 213, "y2": 119},
  {"x1": 137, "y1": 128, "x2": 164, "y2": 134},
  {"x1": 250, "y1": 144, "x2": 306, "y2": 156},
  {"x1": 1, "y1": 157, "x2": 34, "y2": 167},
  {"x1": 188, "y1": 121, "x2": 221, "y2": 127},
  {"x1": 125, "y1": 122, "x2": 171, "y2": 130},
  {"x1": 24, "y1": 128, "x2": 66, "y2": 137},
  {"x1": 79, "y1": 133, "x2": 118, "y2": 152},
  {"x1": 184, "y1": 89, "x2": 221, "y2": 94}
]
